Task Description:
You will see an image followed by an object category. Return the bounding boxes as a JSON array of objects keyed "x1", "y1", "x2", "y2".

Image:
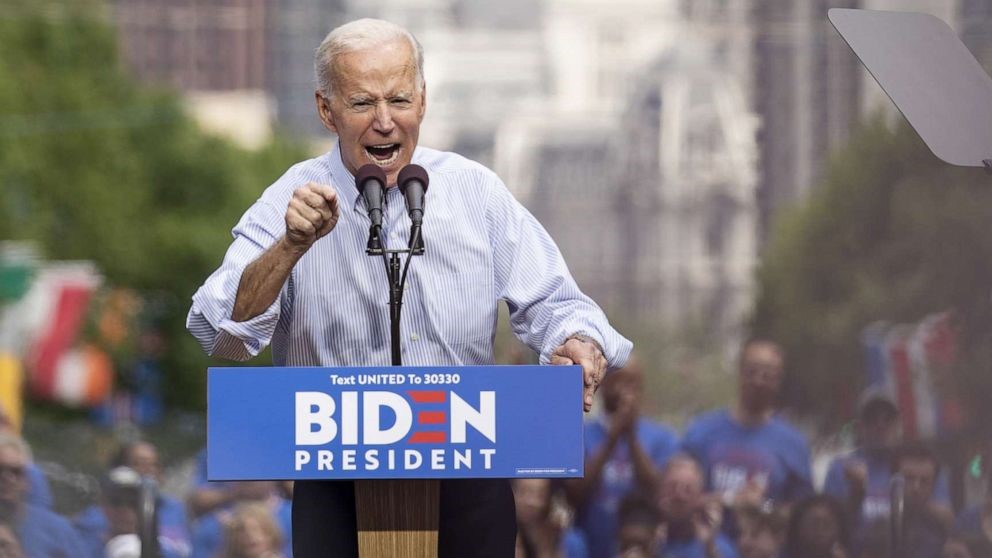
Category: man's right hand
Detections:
[{"x1": 285, "y1": 182, "x2": 340, "y2": 251}]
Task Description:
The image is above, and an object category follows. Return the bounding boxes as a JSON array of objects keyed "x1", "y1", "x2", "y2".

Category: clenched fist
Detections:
[{"x1": 285, "y1": 182, "x2": 340, "y2": 250}]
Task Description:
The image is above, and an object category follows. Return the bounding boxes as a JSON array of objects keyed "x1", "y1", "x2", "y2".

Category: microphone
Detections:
[
  {"x1": 398, "y1": 164, "x2": 429, "y2": 227},
  {"x1": 356, "y1": 164, "x2": 387, "y2": 229}
]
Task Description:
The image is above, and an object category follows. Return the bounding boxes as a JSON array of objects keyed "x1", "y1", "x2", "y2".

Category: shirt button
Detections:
[{"x1": 410, "y1": 333, "x2": 419, "y2": 341}]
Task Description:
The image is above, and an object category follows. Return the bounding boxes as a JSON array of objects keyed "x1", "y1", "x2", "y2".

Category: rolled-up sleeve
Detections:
[
  {"x1": 187, "y1": 199, "x2": 288, "y2": 361},
  {"x1": 485, "y1": 176, "x2": 632, "y2": 370}
]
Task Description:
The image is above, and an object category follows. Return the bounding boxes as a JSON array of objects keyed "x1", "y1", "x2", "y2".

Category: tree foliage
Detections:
[
  {"x1": 752, "y1": 116, "x2": 992, "y2": 435},
  {"x1": 0, "y1": 1, "x2": 309, "y2": 408}
]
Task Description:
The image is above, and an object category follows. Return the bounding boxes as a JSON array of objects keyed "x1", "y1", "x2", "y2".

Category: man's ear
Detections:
[
  {"x1": 315, "y1": 91, "x2": 338, "y2": 134},
  {"x1": 417, "y1": 83, "x2": 427, "y2": 121}
]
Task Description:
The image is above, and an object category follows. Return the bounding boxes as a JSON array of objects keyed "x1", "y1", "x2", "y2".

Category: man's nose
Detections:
[{"x1": 372, "y1": 102, "x2": 395, "y2": 133}]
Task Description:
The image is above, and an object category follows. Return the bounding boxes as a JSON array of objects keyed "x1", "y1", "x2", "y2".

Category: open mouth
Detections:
[{"x1": 364, "y1": 143, "x2": 401, "y2": 166}]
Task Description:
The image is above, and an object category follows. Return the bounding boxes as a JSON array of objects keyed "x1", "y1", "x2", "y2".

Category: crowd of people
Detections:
[
  {"x1": 0, "y1": 337, "x2": 986, "y2": 557},
  {"x1": 512, "y1": 338, "x2": 992, "y2": 558},
  {"x1": 0, "y1": 429, "x2": 292, "y2": 558}
]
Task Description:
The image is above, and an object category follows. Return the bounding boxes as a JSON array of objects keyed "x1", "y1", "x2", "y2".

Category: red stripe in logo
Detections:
[
  {"x1": 408, "y1": 391, "x2": 446, "y2": 403},
  {"x1": 408, "y1": 431, "x2": 446, "y2": 444},
  {"x1": 418, "y1": 411, "x2": 446, "y2": 424}
]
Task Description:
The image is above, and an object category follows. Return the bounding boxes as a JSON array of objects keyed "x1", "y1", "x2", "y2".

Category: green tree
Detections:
[
  {"x1": 0, "y1": 1, "x2": 309, "y2": 408},
  {"x1": 752, "y1": 116, "x2": 992, "y2": 436}
]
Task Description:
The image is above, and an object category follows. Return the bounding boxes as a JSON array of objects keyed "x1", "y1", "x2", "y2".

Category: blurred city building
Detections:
[
  {"x1": 113, "y1": 0, "x2": 270, "y2": 91},
  {"x1": 111, "y1": 0, "x2": 348, "y2": 146},
  {"x1": 750, "y1": 0, "x2": 862, "y2": 246},
  {"x1": 108, "y1": 0, "x2": 992, "y2": 345}
]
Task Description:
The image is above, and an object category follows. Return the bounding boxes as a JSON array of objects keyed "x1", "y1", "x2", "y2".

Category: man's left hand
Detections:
[{"x1": 550, "y1": 335, "x2": 607, "y2": 412}]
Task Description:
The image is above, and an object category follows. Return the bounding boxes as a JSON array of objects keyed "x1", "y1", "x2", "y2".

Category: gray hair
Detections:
[{"x1": 314, "y1": 18, "x2": 425, "y2": 98}]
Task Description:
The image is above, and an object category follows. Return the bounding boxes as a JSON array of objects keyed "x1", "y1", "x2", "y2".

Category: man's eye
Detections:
[
  {"x1": 352, "y1": 101, "x2": 372, "y2": 108},
  {"x1": 391, "y1": 98, "x2": 411, "y2": 105}
]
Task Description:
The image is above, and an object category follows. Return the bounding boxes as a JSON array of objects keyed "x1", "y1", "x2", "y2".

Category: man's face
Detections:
[
  {"x1": 0, "y1": 448, "x2": 27, "y2": 509},
  {"x1": 315, "y1": 39, "x2": 426, "y2": 187},
  {"x1": 859, "y1": 405, "x2": 900, "y2": 451},
  {"x1": 127, "y1": 442, "x2": 161, "y2": 481},
  {"x1": 658, "y1": 462, "x2": 703, "y2": 523},
  {"x1": 738, "y1": 342, "x2": 784, "y2": 412},
  {"x1": 899, "y1": 457, "x2": 937, "y2": 511},
  {"x1": 601, "y1": 363, "x2": 643, "y2": 415}
]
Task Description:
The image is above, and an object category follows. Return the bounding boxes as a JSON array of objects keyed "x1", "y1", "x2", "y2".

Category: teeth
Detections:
[{"x1": 364, "y1": 145, "x2": 400, "y2": 166}]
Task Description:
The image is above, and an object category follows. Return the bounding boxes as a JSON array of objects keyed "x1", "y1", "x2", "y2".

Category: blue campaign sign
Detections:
[{"x1": 208, "y1": 365, "x2": 584, "y2": 480}]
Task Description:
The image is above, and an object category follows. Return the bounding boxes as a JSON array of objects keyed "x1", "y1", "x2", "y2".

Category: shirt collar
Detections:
[{"x1": 325, "y1": 142, "x2": 363, "y2": 213}]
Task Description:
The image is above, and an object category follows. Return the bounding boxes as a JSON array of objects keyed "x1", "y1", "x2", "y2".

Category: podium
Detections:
[{"x1": 207, "y1": 365, "x2": 584, "y2": 557}]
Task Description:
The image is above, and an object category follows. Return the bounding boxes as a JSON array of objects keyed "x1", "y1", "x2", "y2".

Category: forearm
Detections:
[
  {"x1": 627, "y1": 434, "x2": 662, "y2": 490},
  {"x1": 187, "y1": 488, "x2": 234, "y2": 519},
  {"x1": 232, "y1": 236, "x2": 303, "y2": 322},
  {"x1": 565, "y1": 435, "x2": 620, "y2": 510}
]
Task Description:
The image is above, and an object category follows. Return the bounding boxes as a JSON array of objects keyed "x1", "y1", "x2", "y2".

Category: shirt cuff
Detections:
[
  {"x1": 540, "y1": 325, "x2": 632, "y2": 371},
  {"x1": 215, "y1": 297, "x2": 281, "y2": 358}
]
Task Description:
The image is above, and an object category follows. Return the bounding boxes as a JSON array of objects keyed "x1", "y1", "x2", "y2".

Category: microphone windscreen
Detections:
[
  {"x1": 356, "y1": 164, "x2": 387, "y2": 192},
  {"x1": 398, "y1": 164, "x2": 429, "y2": 193}
]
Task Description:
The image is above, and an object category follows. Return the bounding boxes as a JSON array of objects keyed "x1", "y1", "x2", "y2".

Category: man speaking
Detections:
[{"x1": 187, "y1": 18, "x2": 631, "y2": 558}]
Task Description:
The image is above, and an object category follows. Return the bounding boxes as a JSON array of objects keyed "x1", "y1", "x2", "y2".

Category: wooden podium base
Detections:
[{"x1": 355, "y1": 479, "x2": 440, "y2": 558}]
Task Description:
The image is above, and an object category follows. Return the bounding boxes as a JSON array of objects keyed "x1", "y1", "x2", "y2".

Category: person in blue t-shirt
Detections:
[
  {"x1": 0, "y1": 406, "x2": 51, "y2": 510},
  {"x1": 681, "y1": 339, "x2": 812, "y2": 524},
  {"x1": 892, "y1": 445, "x2": 951, "y2": 558},
  {"x1": 566, "y1": 357, "x2": 680, "y2": 558},
  {"x1": 74, "y1": 440, "x2": 191, "y2": 558},
  {"x1": 0, "y1": 433, "x2": 86, "y2": 558},
  {"x1": 823, "y1": 387, "x2": 952, "y2": 551},
  {"x1": 657, "y1": 455, "x2": 738, "y2": 558},
  {"x1": 190, "y1": 481, "x2": 292, "y2": 558}
]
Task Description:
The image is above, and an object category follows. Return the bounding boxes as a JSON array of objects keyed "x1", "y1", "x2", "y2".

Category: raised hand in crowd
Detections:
[
  {"x1": 842, "y1": 458, "x2": 868, "y2": 505},
  {"x1": 733, "y1": 477, "x2": 769, "y2": 510},
  {"x1": 692, "y1": 497, "x2": 724, "y2": 557}
]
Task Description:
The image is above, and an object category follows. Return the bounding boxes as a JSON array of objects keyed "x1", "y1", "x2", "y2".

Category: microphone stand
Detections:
[
  {"x1": 357, "y1": 212, "x2": 436, "y2": 558},
  {"x1": 890, "y1": 473, "x2": 905, "y2": 557},
  {"x1": 139, "y1": 475, "x2": 161, "y2": 558},
  {"x1": 366, "y1": 222, "x2": 424, "y2": 366}
]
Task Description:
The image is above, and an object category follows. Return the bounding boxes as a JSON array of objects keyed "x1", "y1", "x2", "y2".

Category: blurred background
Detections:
[{"x1": 2, "y1": 0, "x2": 992, "y2": 536}]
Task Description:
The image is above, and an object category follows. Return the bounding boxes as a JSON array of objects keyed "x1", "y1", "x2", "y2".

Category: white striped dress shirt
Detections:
[{"x1": 186, "y1": 144, "x2": 632, "y2": 369}]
